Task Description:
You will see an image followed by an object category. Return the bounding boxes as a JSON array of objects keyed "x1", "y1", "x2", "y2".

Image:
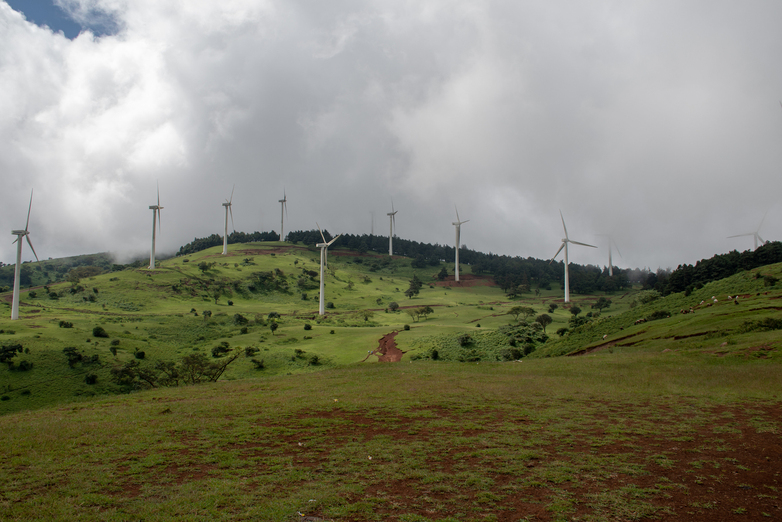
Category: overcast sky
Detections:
[{"x1": 2, "y1": 0, "x2": 781, "y2": 270}]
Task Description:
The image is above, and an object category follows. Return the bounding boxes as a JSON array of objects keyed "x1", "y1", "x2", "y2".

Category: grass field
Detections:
[
  {"x1": 2, "y1": 355, "x2": 781, "y2": 521},
  {"x1": 1, "y1": 244, "x2": 781, "y2": 520}
]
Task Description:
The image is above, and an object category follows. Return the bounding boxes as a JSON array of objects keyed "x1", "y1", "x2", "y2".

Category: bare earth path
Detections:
[{"x1": 363, "y1": 331, "x2": 405, "y2": 362}]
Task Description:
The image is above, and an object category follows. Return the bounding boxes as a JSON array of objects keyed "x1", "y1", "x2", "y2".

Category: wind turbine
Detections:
[
  {"x1": 222, "y1": 185, "x2": 234, "y2": 255},
  {"x1": 549, "y1": 210, "x2": 597, "y2": 303},
  {"x1": 11, "y1": 191, "x2": 39, "y2": 320},
  {"x1": 148, "y1": 184, "x2": 163, "y2": 269},
  {"x1": 728, "y1": 213, "x2": 767, "y2": 250},
  {"x1": 387, "y1": 201, "x2": 398, "y2": 256},
  {"x1": 278, "y1": 191, "x2": 287, "y2": 242},
  {"x1": 316, "y1": 224, "x2": 341, "y2": 316},
  {"x1": 452, "y1": 206, "x2": 469, "y2": 282},
  {"x1": 597, "y1": 234, "x2": 621, "y2": 277}
]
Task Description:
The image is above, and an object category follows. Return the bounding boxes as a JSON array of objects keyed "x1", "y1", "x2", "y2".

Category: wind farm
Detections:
[{"x1": 3, "y1": 2, "x2": 782, "y2": 519}]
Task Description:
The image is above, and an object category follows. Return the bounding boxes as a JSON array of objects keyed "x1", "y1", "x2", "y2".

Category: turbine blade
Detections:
[
  {"x1": 613, "y1": 239, "x2": 622, "y2": 258},
  {"x1": 229, "y1": 184, "x2": 235, "y2": 204},
  {"x1": 455, "y1": 205, "x2": 460, "y2": 222},
  {"x1": 229, "y1": 206, "x2": 234, "y2": 231},
  {"x1": 727, "y1": 233, "x2": 753, "y2": 238},
  {"x1": 559, "y1": 210, "x2": 568, "y2": 239},
  {"x1": 327, "y1": 234, "x2": 341, "y2": 246},
  {"x1": 757, "y1": 233, "x2": 766, "y2": 244},
  {"x1": 550, "y1": 242, "x2": 565, "y2": 262},
  {"x1": 284, "y1": 200, "x2": 288, "y2": 218},
  {"x1": 26, "y1": 236, "x2": 39, "y2": 262},
  {"x1": 757, "y1": 211, "x2": 768, "y2": 233},
  {"x1": 25, "y1": 189, "x2": 33, "y2": 232},
  {"x1": 570, "y1": 240, "x2": 597, "y2": 248},
  {"x1": 316, "y1": 223, "x2": 326, "y2": 243}
]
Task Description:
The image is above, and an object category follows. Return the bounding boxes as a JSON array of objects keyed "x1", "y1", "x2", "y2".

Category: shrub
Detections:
[
  {"x1": 20, "y1": 389, "x2": 30, "y2": 396},
  {"x1": 134, "y1": 350, "x2": 146, "y2": 359},
  {"x1": 92, "y1": 326, "x2": 109, "y2": 338},
  {"x1": 110, "y1": 339, "x2": 120, "y2": 346},
  {"x1": 227, "y1": 300, "x2": 234, "y2": 306},
  {"x1": 59, "y1": 321, "x2": 73, "y2": 328},
  {"x1": 646, "y1": 310, "x2": 670, "y2": 321},
  {"x1": 233, "y1": 314, "x2": 249, "y2": 325},
  {"x1": 1, "y1": 396, "x2": 9, "y2": 401},
  {"x1": 212, "y1": 342, "x2": 231, "y2": 358},
  {"x1": 245, "y1": 347, "x2": 259, "y2": 357},
  {"x1": 268, "y1": 312, "x2": 280, "y2": 319},
  {"x1": 240, "y1": 327, "x2": 248, "y2": 335},
  {"x1": 85, "y1": 374, "x2": 98, "y2": 385},
  {"x1": 251, "y1": 358, "x2": 265, "y2": 369},
  {"x1": 304, "y1": 323, "x2": 312, "y2": 331},
  {"x1": 556, "y1": 327, "x2": 569, "y2": 337},
  {"x1": 109, "y1": 346, "x2": 117, "y2": 356},
  {"x1": 308, "y1": 355, "x2": 320, "y2": 366},
  {"x1": 326, "y1": 302, "x2": 334, "y2": 309},
  {"x1": 403, "y1": 324, "x2": 410, "y2": 331},
  {"x1": 330, "y1": 330, "x2": 335, "y2": 334},
  {"x1": 457, "y1": 333, "x2": 473, "y2": 347},
  {"x1": 28, "y1": 291, "x2": 37, "y2": 299},
  {"x1": 62, "y1": 347, "x2": 83, "y2": 367}
]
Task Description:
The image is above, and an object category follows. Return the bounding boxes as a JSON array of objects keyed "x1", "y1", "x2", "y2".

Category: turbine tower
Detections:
[
  {"x1": 387, "y1": 201, "x2": 398, "y2": 256},
  {"x1": 222, "y1": 186, "x2": 234, "y2": 255},
  {"x1": 728, "y1": 213, "x2": 767, "y2": 250},
  {"x1": 452, "y1": 206, "x2": 469, "y2": 282},
  {"x1": 597, "y1": 234, "x2": 621, "y2": 277},
  {"x1": 148, "y1": 184, "x2": 163, "y2": 269},
  {"x1": 549, "y1": 210, "x2": 597, "y2": 303},
  {"x1": 278, "y1": 191, "x2": 287, "y2": 242},
  {"x1": 11, "y1": 191, "x2": 39, "y2": 320},
  {"x1": 316, "y1": 224, "x2": 341, "y2": 316}
]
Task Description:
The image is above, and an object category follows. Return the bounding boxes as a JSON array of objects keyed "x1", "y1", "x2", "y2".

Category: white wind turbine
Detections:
[
  {"x1": 549, "y1": 210, "x2": 597, "y2": 303},
  {"x1": 148, "y1": 184, "x2": 163, "y2": 269},
  {"x1": 316, "y1": 224, "x2": 341, "y2": 316},
  {"x1": 597, "y1": 234, "x2": 621, "y2": 277},
  {"x1": 11, "y1": 191, "x2": 39, "y2": 320},
  {"x1": 278, "y1": 191, "x2": 287, "y2": 242},
  {"x1": 387, "y1": 201, "x2": 398, "y2": 256},
  {"x1": 222, "y1": 186, "x2": 235, "y2": 255},
  {"x1": 728, "y1": 213, "x2": 767, "y2": 251},
  {"x1": 452, "y1": 206, "x2": 469, "y2": 282}
]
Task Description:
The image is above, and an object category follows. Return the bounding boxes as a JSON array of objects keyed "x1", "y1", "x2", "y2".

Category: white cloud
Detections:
[{"x1": 1, "y1": 0, "x2": 782, "y2": 270}]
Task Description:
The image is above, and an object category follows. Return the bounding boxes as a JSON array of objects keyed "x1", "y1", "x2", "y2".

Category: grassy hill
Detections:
[
  {"x1": 1, "y1": 243, "x2": 781, "y2": 417},
  {"x1": 1, "y1": 244, "x2": 781, "y2": 520}
]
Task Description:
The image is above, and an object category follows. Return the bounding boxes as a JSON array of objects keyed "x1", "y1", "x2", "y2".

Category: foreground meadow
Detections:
[{"x1": 2, "y1": 353, "x2": 781, "y2": 521}]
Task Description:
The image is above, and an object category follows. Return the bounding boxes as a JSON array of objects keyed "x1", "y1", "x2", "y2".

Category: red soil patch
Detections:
[
  {"x1": 431, "y1": 274, "x2": 497, "y2": 287},
  {"x1": 365, "y1": 331, "x2": 405, "y2": 362}
]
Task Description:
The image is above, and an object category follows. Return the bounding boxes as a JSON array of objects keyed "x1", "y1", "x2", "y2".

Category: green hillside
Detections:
[
  {"x1": 3, "y1": 242, "x2": 782, "y2": 417},
  {"x1": 1, "y1": 244, "x2": 781, "y2": 520}
]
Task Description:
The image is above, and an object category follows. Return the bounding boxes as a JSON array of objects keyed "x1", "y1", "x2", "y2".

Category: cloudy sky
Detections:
[{"x1": 2, "y1": 0, "x2": 781, "y2": 270}]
